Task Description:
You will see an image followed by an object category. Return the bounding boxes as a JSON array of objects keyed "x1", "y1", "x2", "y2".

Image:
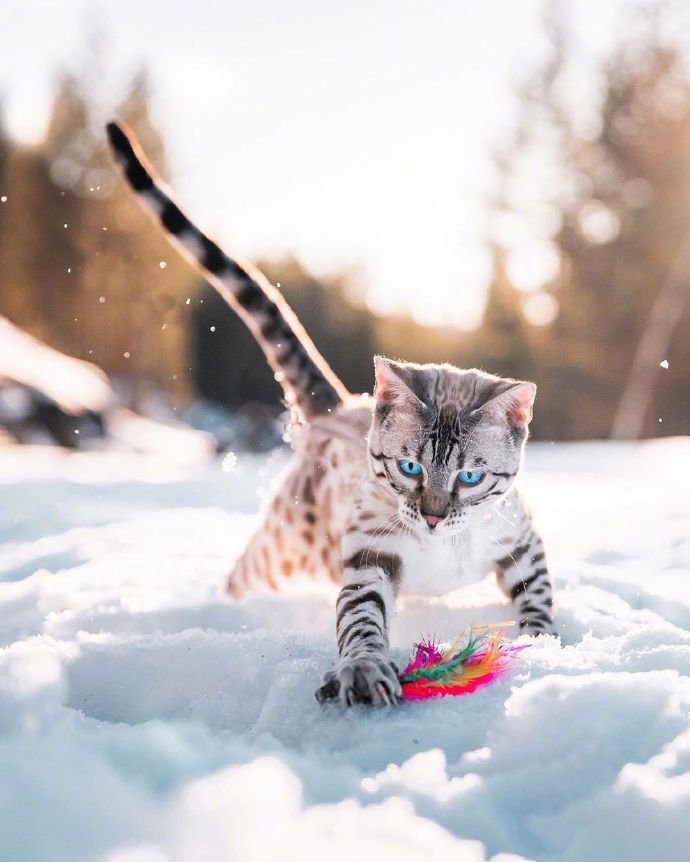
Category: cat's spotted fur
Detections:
[{"x1": 107, "y1": 121, "x2": 556, "y2": 708}]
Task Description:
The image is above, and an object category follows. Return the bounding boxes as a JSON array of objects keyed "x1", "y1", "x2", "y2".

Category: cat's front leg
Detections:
[
  {"x1": 495, "y1": 521, "x2": 555, "y2": 636},
  {"x1": 316, "y1": 544, "x2": 402, "y2": 707}
]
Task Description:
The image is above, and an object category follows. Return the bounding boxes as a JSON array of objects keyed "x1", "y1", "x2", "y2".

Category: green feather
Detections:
[{"x1": 399, "y1": 634, "x2": 484, "y2": 684}]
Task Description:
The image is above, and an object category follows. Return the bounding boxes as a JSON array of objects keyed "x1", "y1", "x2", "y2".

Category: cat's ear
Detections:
[
  {"x1": 373, "y1": 356, "x2": 426, "y2": 411},
  {"x1": 477, "y1": 381, "x2": 536, "y2": 428}
]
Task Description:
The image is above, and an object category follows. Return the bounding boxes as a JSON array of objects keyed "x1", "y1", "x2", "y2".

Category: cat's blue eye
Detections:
[
  {"x1": 457, "y1": 470, "x2": 484, "y2": 486},
  {"x1": 398, "y1": 459, "x2": 423, "y2": 478}
]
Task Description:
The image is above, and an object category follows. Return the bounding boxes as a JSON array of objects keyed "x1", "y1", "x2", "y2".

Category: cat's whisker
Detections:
[
  {"x1": 362, "y1": 515, "x2": 399, "y2": 567},
  {"x1": 373, "y1": 524, "x2": 399, "y2": 570},
  {"x1": 489, "y1": 534, "x2": 525, "y2": 578},
  {"x1": 389, "y1": 514, "x2": 411, "y2": 543},
  {"x1": 492, "y1": 506, "x2": 519, "y2": 532}
]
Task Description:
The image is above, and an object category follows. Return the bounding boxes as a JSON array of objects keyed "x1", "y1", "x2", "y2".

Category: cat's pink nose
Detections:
[{"x1": 421, "y1": 512, "x2": 443, "y2": 528}]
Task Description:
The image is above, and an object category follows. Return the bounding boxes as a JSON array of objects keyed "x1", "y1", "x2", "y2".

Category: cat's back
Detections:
[
  {"x1": 303, "y1": 394, "x2": 373, "y2": 463},
  {"x1": 287, "y1": 395, "x2": 373, "y2": 540}
]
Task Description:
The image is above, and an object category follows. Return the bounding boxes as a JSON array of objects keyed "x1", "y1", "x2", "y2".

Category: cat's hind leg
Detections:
[{"x1": 225, "y1": 454, "x2": 340, "y2": 597}]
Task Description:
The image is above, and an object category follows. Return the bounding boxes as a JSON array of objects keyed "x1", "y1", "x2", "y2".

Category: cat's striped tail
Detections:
[{"x1": 106, "y1": 121, "x2": 349, "y2": 419}]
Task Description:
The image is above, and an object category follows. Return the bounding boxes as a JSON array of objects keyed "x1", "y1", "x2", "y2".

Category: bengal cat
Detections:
[{"x1": 107, "y1": 121, "x2": 556, "y2": 708}]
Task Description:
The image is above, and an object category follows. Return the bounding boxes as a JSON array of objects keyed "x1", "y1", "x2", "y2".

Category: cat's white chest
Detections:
[{"x1": 399, "y1": 529, "x2": 491, "y2": 596}]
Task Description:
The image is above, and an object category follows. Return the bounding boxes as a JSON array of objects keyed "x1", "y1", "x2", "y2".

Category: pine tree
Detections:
[
  {"x1": 484, "y1": 3, "x2": 690, "y2": 438},
  {"x1": 4, "y1": 68, "x2": 201, "y2": 403},
  {"x1": 477, "y1": 246, "x2": 533, "y2": 381}
]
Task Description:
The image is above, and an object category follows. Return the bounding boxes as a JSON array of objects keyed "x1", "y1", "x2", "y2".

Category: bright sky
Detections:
[{"x1": 0, "y1": 0, "x2": 662, "y2": 328}]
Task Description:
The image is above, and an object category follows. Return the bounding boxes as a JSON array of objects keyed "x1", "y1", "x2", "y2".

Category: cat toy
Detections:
[
  {"x1": 317, "y1": 624, "x2": 528, "y2": 704},
  {"x1": 397, "y1": 625, "x2": 528, "y2": 701}
]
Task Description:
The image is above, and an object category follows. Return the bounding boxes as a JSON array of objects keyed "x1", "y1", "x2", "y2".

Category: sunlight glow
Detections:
[
  {"x1": 578, "y1": 201, "x2": 621, "y2": 245},
  {"x1": 0, "y1": 0, "x2": 666, "y2": 328},
  {"x1": 507, "y1": 242, "x2": 560, "y2": 294},
  {"x1": 523, "y1": 292, "x2": 559, "y2": 327}
]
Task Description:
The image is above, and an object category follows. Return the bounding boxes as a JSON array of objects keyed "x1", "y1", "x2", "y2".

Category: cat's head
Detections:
[{"x1": 368, "y1": 357, "x2": 536, "y2": 536}]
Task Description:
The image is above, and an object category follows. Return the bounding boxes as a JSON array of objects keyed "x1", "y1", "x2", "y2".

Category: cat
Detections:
[{"x1": 107, "y1": 121, "x2": 556, "y2": 707}]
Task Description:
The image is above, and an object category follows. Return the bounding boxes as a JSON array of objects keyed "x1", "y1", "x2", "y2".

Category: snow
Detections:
[
  {"x1": 221, "y1": 451, "x2": 238, "y2": 473},
  {"x1": 0, "y1": 315, "x2": 113, "y2": 415},
  {"x1": 0, "y1": 439, "x2": 689, "y2": 862},
  {"x1": 105, "y1": 408, "x2": 214, "y2": 465}
]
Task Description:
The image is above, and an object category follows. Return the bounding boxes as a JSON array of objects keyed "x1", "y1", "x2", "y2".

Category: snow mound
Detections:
[
  {"x1": 0, "y1": 315, "x2": 112, "y2": 415},
  {"x1": 0, "y1": 440, "x2": 689, "y2": 861}
]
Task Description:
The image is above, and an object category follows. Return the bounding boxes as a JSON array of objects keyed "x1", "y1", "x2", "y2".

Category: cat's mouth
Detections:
[
  {"x1": 418, "y1": 507, "x2": 465, "y2": 535},
  {"x1": 420, "y1": 511, "x2": 444, "y2": 530},
  {"x1": 403, "y1": 511, "x2": 468, "y2": 537}
]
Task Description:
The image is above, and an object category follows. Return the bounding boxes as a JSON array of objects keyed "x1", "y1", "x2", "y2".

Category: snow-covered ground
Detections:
[{"x1": 1, "y1": 439, "x2": 689, "y2": 862}]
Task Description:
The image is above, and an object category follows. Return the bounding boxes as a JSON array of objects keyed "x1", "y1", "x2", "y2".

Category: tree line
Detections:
[{"x1": 1, "y1": 9, "x2": 688, "y2": 440}]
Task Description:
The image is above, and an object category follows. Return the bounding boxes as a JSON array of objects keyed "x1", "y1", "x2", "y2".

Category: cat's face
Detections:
[{"x1": 368, "y1": 357, "x2": 536, "y2": 537}]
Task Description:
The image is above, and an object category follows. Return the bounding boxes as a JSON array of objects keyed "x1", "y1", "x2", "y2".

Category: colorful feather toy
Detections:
[{"x1": 398, "y1": 626, "x2": 528, "y2": 701}]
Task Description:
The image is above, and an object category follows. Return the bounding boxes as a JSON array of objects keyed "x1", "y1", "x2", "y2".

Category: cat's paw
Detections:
[
  {"x1": 315, "y1": 655, "x2": 402, "y2": 707},
  {"x1": 314, "y1": 670, "x2": 340, "y2": 703},
  {"x1": 519, "y1": 617, "x2": 557, "y2": 637}
]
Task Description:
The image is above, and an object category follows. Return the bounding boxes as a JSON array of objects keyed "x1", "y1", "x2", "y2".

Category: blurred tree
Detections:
[
  {"x1": 552, "y1": 41, "x2": 690, "y2": 437},
  {"x1": 485, "y1": 2, "x2": 690, "y2": 438},
  {"x1": 0, "y1": 104, "x2": 13, "y2": 311},
  {"x1": 189, "y1": 252, "x2": 498, "y2": 415},
  {"x1": 3, "y1": 7, "x2": 690, "y2": 442},
  {"x1": 45, "y1": 71, "x2": 197, "y2": 401},
  {"x1": 0, "y1": 69, "x2": 197, "y2": 404},
  {"x1": 475, "y1": 246, "x2": 534, "y2": 381},
  {"x1": 190, "y1": 257, "x2": 379, "y2": 408}
]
